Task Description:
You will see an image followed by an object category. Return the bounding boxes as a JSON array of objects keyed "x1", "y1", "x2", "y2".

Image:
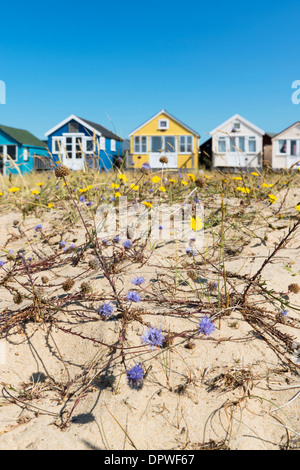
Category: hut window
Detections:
[
  {"x1": 279, "y1": 140, "x2": 287, "y2": 154},
  {"x1": 218, "y1": 137, "x2": 226, "y2": 153},
  {"x1": 24, "y1": 148, "x2": 29, "y2": 161},
  {"x1": 7, "y1": 145, "x2": 17, "y2": 161},
  {"x1": 111, "y1": 139, "x2": 116, "y2": 152},
  {"x1": 248, "y1": 137, "x2": 256, "y2": 153}
]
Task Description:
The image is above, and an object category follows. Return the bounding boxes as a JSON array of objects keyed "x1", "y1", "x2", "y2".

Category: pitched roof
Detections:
[
  {"x1": 271, "y1": 122, "x2": 300, "y2": 139},
  {"x1": 0, "y1": 124, "x2": 47, "y2": 148},
  {"x1": 45, "y1": 114, "x2": 123, "y2": 141},
  {"x1": 129, "y1": 109, "x2": 200, "y2": 137},
  {"x1": 78, "y1": 117, "x2": 123, "y2": 141},
  {"x1": 209, "y1": 114, "x2": 265, "y2": 136}
]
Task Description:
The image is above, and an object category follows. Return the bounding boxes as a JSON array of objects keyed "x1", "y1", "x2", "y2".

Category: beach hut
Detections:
[
  {"x1": 128, "y1": 109, "x2": 200, "y2": 170},
  {"x1": 0, "y1": 124, "x2": 49, "y2": 175},
  {"x1": 206, "y1": 114, "x2": 272, "y2": 171},
  {"x1": 45, "y1": 115, "x2": 124, "y2": 172},
  {"x1": 271, "y1": 122, "x2": 300, "y2": 169}
]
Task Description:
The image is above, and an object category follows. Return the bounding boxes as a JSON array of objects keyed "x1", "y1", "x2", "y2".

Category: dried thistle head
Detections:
[
  {"x1": 195, "y1": 177, "x2": 205, "y2": 188},
  {"x1": 41, "y1": 276, "x2": 49, "y2": 284},
  {"x1": 288, "y1": 283, "x2": 300, "y2": 294},
  {"x1": 159, "y1": 156, "x2": 169, "y2": 164},
  {"x1": 13, "y1": 291, "x2": 24, "y2": 305},
  {"x1": 187, "y1": 270, "x2": 198, "y2": 281},
  {"x1": 62, "y1": 278, "x2": 75, "y2": 291},
  {"x1": 13, "y1": 219, "x2": 20, "y2": 226},
  {"x1": 80, "y1": 282, "x2": 91, "y2": 294},
  {"x1": 88, "y1": 258, "x2": 100, "y2": 270},
  {"x1": 55, "y1": 164, "x2": 70, "y2": 178}
]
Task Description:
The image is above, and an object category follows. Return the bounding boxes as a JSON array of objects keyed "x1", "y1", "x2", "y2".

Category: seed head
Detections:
[
  {"x1": 62, "y1": 278, "x2": 75, "y2": 291},
  {"x1": 55, "y1": 164, "x2": 71, "y2": 178},
  {"x1": 13, "y1": 291, "x2": 24, "y2": 305},
  {"x1": 41, "y1": 276, "x2": 49, "y2": 284},
  {"x1": 159, "y1": 156, "x2": 169, "y2": 164},
  {"x1": 80, "y1": 282, "x2": 91, "y2": 294},
  {"x1": 288, "y1": 283, "x2": 300, "y2": 294}
]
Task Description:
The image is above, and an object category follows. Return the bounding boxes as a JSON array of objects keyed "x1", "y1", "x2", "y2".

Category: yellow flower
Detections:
[
  {"x1": 86, "y1": 185, "x2": 94, "y2": 190},
  {"x1": 118, "y1": 174, "x2": 128, "y2": 182},
  {"x1": 262, "y1": 183, "x2": 273, "y2": 188},
  {"x1": 130, "y1": 184, "x2": 139, "y2": 191},
  {"x1": 295, "y1": 205, "x2": 300, "y2": 211},
  {"x1": 78, "y1": 188, "x2": 88, "y2": 193},
  {"x1": 111, "y1": 183, "x2": 120, "y2": 189},
  {"x1": 204, "y1": 175, "x2": 211, "y2": 179},
  {"x1": 169, "y1": 179, "x2": 176, "y2": 184},
  {"x1": 48, "y1": 203, "x2": 54, "y2": 208},
  {"x1": 232, "y1": 176, "x2": 243, "y2": 180},
  {"x1": 9, "y1": 187, "x2": 21, "y2": 193},
  {"x1": 114, "y1": 192, "x2": 122, "y2": 198},
  {"x1": 152, "y1": 176, "x2": 161, "y2": 183},
  {"x1": 159, "y1": 186, "x2": 167, "y2": 192},
  {"x1": 32, "y1": 190, "x2": 40, "y2": 195},
  {"x1": 142, "y1": 201, "x2": 152, "y2": 208},
  {"x1": 36, "y1": 183, "x2": 44, "y2": 187},
  {"x1": 251, "y1": 172, "x2": 259, "y2": 177},
  {"x1": 0, "y1": 192, "x2": 3, "y2": 196},
  {"x1": 268, "y1": 194, "x2": 278, "y2": 203},
  {"x1": 188, "y1": 174, "x2": 196, "y2": 181},
  {"x1": 236, "y1": 187, "x2": 250, "y2": 194},
  {"x1": 181, "y1": 181, "x2": 188, "y2": 186},
  {"x1": 189, "y1": 216, "x2": 203, "y2": 232}
]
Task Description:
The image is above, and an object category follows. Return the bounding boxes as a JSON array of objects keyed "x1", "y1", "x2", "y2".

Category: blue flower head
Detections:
[
  {"x1": 0, "y1": 260, "x2": 5, "y2": 267},
  {"x1": 142, "y1": 325, "x2": 165, "y2": 348},
  {"x1": 126, "y1": 291, "x2": 141, "y2": 303},
  {"x1": 281, "y1": 309, "x2": 289, "y2": 317},
  {"x1": 34, "y1": 224, "x2": 43, "y2": 232},
  {"x1": 127, "y1": 363, "x2": 145, "y2": 389},
  {"x1": 79, "y1": 195, "x2": 85, "y2": 203},
  {"x1": 99, "y1": 302, "x2": 114, "y2": 318},
  {"x1": 131, "y1": 276, "x2": 146, "y2": 286},
  {"x1": 198, "y1": 317, "x2": 215, "y2": 337},
  {"x1": 123, "y1": 240, "x2": 132, "y2": 249}
]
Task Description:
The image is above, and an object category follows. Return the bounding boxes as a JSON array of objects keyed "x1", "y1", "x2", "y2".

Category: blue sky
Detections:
[{"x1": 1, "y1": 0, "x2": 300, "y2": 143}]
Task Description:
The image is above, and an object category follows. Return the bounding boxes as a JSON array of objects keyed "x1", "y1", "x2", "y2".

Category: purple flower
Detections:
[
  {"x1": 159, "y1": 225, "x2": 164, "y2": 230},
  {"x1": 131, "y1": 276, "x2": 145, "y2": 286},
  {"x1": 0, "y1": 260, "x2": 5, "y2": 267},
  {"x1": 99, "y1": 302, "x2": 114, "y2": 318},
  {"x1": 126, "y1": 291, "x2": 141, "y2": 302},
  {"x1": 123, "y1": 240, "x2": 132, "y2": 249},
  {"x1": 86, "y1": 201, "x2": 93, "y2": 206},
  {"x1": 34, "y1": 224, "x2": 43, "y2": 232},
  {"x1": 142, "y1": 163, "x2": 151, "y2": 170},
  {"x1": 186, "y1": 248, "x2": 196, "y2": 256},
  {"x1": 60, "y1": 241, "x2": 67, "y2": 248},
  {"x1": 79, "y1": 195, "x2": 85, "y2": 202},
  {"x1": 127, "y1": 363, "x2": 145, "y2": 389},
  {"x1": 198, "y1": 317, "x2": 215, "y2": 337},
  {"x1": 114, "y1": 236, "x2": 121, "y2": 243},
  {"x1": 142, "y1": 326, "x2": 165, "y2": 348},
  {"x1": 281, "y1": 309, "x2": 289, "y2": 317}
]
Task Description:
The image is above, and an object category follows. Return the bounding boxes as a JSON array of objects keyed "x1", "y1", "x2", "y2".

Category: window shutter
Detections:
[{"x1": 100, "y1": 137, "x2": 106, "y2": 150}]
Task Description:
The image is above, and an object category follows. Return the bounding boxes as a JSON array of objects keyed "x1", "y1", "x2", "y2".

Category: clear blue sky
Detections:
[{"x1": 1, "y1": 0, "x2": 300, "y2": 143}]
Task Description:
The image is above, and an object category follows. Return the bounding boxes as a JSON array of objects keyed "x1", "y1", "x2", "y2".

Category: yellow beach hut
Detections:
[{"x1": 128, "y1": 110, "x2": 200, "y2": 170}]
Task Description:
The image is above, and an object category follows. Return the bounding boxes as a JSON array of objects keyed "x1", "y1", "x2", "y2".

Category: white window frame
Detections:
[
  {"x1": 278, "y1": 139, "x2": 288, "y2": 155},
  {"x1": 248, "y1": 136, "x2": 257, "y2": 154},
  {"x1": 100, "y1": 136, "x2": 106, "y2": 151},
  {"x1": 289, "y1": 139, "x2": 300, "y2": 156},
  {"x1": 85, "y1": 137, "x2": 95, "y2": 154},
  {"x1": 178, "y1": 135, "x2": 193, "y2": 154},
  {"x1": 134, "y1": 136, "x2": 148, "y2": 154},
  {"x1": 111, "y1": 139, "x2": 116, "y2": 152},
  {"x1": 158, "y1": 119, "x2": 169, "y2": 130},
  {"x1": 6, "y1": 145, "x2": 18, "y2": 162},
  {"x1": 52, "y1": 137, "x2": 65, "y2": 154},
  {"x1": 23, "y1": 148, "x2": 29, "y2": 161},
  {"x1": 233, "y1": 121, "x2": 241, "y2": 131},
  {"x1": 217, "y1": 136, "x2": 226, "y2": 154}
]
